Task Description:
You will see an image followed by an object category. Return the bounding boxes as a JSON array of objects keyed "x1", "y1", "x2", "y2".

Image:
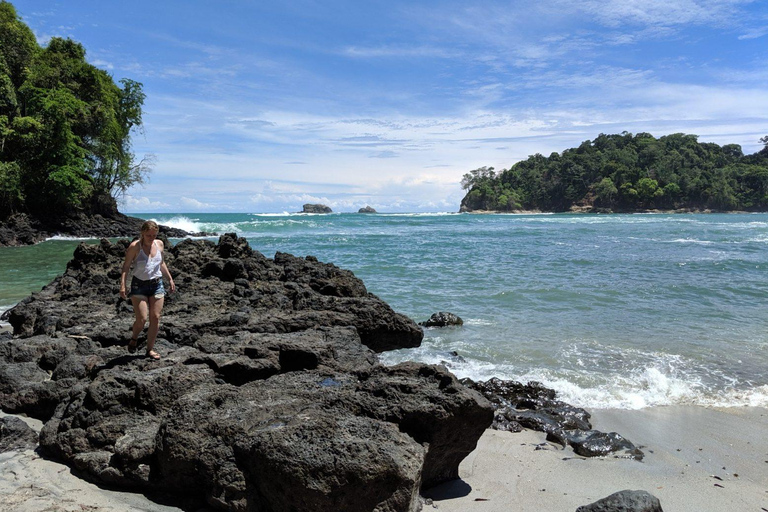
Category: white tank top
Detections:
[{"x1": 133, "y1": 240, "x2": 163, "y2": 280}]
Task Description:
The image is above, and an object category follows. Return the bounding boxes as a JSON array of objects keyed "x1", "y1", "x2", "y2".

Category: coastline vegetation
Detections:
[
  {"x1": 461, "y1": 132, "x2": 768, "y2": 213},
  {"x1": 0, "y1": 1, "x2": 150, "y2": 221}
]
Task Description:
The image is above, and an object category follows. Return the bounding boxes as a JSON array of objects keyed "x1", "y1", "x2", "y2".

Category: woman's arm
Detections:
[
  {"x1": 119, "y1": 242, "x2": 139, "y2": 299},
  {"x1": 158, "y1": 241, "x2": 176, "y2": 293}
]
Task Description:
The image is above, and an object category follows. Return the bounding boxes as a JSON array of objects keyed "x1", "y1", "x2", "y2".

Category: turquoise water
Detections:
[{"x1": 2, "y1": 212, "x2": 768, "y2": 409}]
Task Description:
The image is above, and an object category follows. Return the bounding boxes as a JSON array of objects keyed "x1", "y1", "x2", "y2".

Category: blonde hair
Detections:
[{"x1": 140, "y1": 221, "x2": 159, "y2": 241}]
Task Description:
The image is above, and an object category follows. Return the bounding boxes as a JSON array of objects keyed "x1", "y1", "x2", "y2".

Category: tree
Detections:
[
  {"x1": 0, "y1": 3, "x2": 150, "y2": 220},
  {"x1": 593, "y1": 177, "x2": 618, "y2": 207},
  {"x1": 461, "y1": 166, "x2": 496, "y2": 190}
]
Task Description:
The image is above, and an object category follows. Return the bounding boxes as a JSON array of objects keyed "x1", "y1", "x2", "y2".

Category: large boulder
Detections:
[{"x1": 0, "y1": 233, "x2": 493, "y2": 511}]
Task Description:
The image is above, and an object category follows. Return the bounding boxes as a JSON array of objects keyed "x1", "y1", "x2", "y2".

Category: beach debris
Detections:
[
  {"x1": 575, "y1": 489, "x2": 663, "y2": 512},
  {"x1": 714, "y1": 483, "x2": 725, "y2": 488}
]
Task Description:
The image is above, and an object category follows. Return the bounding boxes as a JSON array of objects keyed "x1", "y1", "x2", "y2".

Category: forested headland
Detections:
[
  {"x1": 460, "y1": 132, "x2": 768, "y2": 213},
  {"x1": 0, "y1": 1, "x2": 150, "y2": 222}
]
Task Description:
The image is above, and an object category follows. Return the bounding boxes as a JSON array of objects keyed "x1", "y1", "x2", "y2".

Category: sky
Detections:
[{"x1": 10, "y1": 0, "x2": 768, "y2": 213}]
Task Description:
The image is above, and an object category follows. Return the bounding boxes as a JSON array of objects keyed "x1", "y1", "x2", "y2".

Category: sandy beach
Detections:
[
  {"x1": 3, "y1": 407, "x2": 768, "y2": 511},
  {"x1": 427, "y1": 406, "x2": 768, "y2": 512}
]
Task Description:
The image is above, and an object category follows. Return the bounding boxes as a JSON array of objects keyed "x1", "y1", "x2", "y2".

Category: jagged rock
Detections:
[
  {"x1": 576, "y1": 490, "x2": 663, "y2": 512},
  {"x1": 563, "y1": 430, "x2": 645, "y2": 460},
  {"x1": 0, "y1": 211, "x2": 213, "y2": 247},
  {"x1": 463, "y1": 377, "x2": 643, "y2": 459},
  {"x1": 1, "y1": 233, "x2": 492, "y2": 511},
  {"x1": 300, "y1": 204, "x2": 332, "y2": 213},
  {"x1": 419, "y1": 312, "x2": 463, "y2": 327},
  {"x1": 0, "y1": 416, "x2": 39, "y2": 452},
  {"x1": 358, "y1": 206, "x2": 377, "y2": 213}
]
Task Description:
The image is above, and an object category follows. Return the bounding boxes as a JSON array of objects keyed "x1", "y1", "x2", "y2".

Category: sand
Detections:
[
  {"x1": 427, "y1": 406, "x2": 768, "y2": 511},
  {"x1": 2, "y1": 407, "x2": 767, "y2": 511}
]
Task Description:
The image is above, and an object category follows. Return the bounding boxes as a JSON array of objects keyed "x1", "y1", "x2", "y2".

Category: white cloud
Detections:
[
  {"x1": 120, "y1": 195, "x2": 171, "y2": 210},
  {"x1": 180, "y1": 197, "x2": 214, "y2": 209}
]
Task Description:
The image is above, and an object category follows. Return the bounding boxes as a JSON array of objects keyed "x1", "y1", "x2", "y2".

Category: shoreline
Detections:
[
  {"x1": 427, "y1": 405, "x2": 768, "y2": 511},
  {"x1": 3, "y1": 406, "x2": 767, "y2": 511}
]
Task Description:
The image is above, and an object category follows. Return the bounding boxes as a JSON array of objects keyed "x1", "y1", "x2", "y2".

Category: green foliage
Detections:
[
  {"x1": 0, "y1": 1, "x2": 150, "y2": 220},
  {"x1": 460, "y1": 132, "x2": 768, "y2": 213}
]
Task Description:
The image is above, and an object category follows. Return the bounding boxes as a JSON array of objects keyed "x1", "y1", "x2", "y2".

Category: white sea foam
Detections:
[
  {"x1": 45, "y1": 235, "x2": 96, "y2": 241},
  {"x1": 150, "y1": 216, "x2": 204, "y2": 233}
]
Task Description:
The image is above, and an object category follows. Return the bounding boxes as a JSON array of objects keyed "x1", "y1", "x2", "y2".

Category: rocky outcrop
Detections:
[
  {"x1": 0, "y1": 234, "x2": 493, "y2": 511},
  {"x1": 576, "y1": 490, "x2": 663, "y2": 512},
  {"x1": 301, "y1": 204, "x2": 332, "y2": 213},
  {"x1": 419, "y1": 312, "x2": 463, "y2": 327},
  {"x1": 358, "y1": 206, "x2": 377, "y2": 213},
  {"x1": 0, "y1": 211, "x2": 212, "y2": 247},
  {"x1": 463, "y1": 378, "x2": 643, "y2": 460}
]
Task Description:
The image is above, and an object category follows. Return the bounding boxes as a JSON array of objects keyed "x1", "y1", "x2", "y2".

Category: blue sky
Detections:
[{"x1": 11, "y1": 0, "x2": 768, "y2": 213}]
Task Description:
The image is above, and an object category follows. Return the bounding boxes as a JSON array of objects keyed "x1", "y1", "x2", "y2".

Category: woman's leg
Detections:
[
  {"x1": 130, "y1": 296, "x2": 149, "y2": 340},
  {"x1": 145, "y1": 296, "x2": 165, "y2": 358}
]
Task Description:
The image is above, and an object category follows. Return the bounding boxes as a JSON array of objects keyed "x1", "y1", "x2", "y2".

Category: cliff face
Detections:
[{"x1": 0, "y1": 233, "x2": 493, "y2": 511}]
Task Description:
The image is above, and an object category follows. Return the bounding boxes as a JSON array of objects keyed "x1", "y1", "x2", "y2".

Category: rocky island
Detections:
[{"x1": 300, "y1": 204, "x2": 333, "y2": 213}]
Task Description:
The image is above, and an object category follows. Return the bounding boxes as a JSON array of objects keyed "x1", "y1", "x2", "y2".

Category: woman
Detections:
[{"x1": 119, "y1": 220, "x2": 175, "y2": 359}]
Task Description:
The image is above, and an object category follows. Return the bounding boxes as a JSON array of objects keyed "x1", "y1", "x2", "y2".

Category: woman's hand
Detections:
[{"x1": 119, "y1": 287, "x2": 127, "y2": 299}]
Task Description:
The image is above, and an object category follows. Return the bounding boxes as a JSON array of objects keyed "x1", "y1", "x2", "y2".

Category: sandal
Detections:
[
  {"x1": 128, "y1": 338, "x2": 138, "y2": 354},
  {"x1": 146, "y1": 350, "x2": 161, "y2": 360}
]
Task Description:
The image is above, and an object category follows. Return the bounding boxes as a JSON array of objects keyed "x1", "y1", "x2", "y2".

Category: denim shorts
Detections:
[{"x1": 129, "y1": 276, "x2": 165, "y2": 299}]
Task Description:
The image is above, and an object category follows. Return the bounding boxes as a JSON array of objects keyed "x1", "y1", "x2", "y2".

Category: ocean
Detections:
[{"x1": 2, "y1": 212, "x2": 767, "y2": 410}]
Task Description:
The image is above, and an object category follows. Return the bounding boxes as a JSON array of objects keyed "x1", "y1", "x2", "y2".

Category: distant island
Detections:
[
  {"x1": 358, "y1": 206, "x2": 377, "y2": 213},
  {"x1": 460, "y1": 132, "x2": 768, "y2": 213}
]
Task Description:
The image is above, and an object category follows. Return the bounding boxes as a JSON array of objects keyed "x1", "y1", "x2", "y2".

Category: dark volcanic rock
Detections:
[
  {"x1": 300, "y1": 203, "x2": 332, "y2": 214},
  {"x1": 0, "y1": 416, "x2": 39, "y2": 452},
  {"x1": 358, "y1": 206, "x2": 377, "y2": 213},
  {"x1": 419, "y1": 312, "x2": 463, "y2": 327},
  {"x1": 463, "y1": 378, "x2": 643, "y2": 460},
  {"x1": 0, "y1": 211, "x2": 213, "y2": 247},
  {"x1": 576, "y1": 490, "x2": 663, "y2": 512},
  {"x1": 1, "y1": 233, "x2": 492, "y2": 511}
]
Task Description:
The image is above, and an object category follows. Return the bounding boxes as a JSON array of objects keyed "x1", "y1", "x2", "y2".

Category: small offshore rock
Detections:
[
  {"x1": 358, "y1": 206, "x2": 377, "y2": 213},
  {"x1": 300, "y1": 203, "x2": 332, "y2": 213},
  {"x1": 576, "y1": 490, "x2": 663, "y2": 512},
  {"x1": 420, "y1": 312, "x2": 464, "y2": 327}
]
